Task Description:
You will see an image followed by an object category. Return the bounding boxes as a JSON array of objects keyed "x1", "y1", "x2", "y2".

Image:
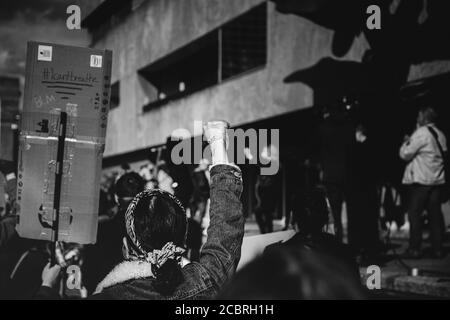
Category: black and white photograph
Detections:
[{"x1": 0, "y1": 0, "x2": 449, "y2": 305}]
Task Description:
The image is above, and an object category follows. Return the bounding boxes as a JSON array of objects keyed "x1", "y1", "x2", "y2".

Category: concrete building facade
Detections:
[
  {"x1": 82, "y1": 0, "x2": 372, "y2": 159},
  {"x1": 78, "y1": 0, "x2": 450, "y2": 223},
  {"x1": 80, "y1": 0, "x2": 450, "y2": 177}
]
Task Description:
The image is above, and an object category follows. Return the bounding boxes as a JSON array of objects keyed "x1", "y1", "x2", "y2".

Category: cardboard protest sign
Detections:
[{"x1": 16, "y1": 41, "x2": 112, "y2": 244}]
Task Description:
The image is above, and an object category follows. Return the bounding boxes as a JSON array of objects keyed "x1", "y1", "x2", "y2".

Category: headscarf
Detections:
[{"x1": 124, "y1": 189, "x2": 187, "y2": 269}]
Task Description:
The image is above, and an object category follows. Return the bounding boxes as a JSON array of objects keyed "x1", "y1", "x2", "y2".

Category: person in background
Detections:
[
  {"x1": 187, "y1": 158, "x2": 211, "y2": 261},
  {"x1": 0, "y1": 172, "x2": 6, "y2": 217},
  {"x1": 84, "y1": 172, "x2": 146, "y2": 293},
  {"x1": 139, "y1": 162, "x2": 159, "y2": 190},
  {"x1": 219, "y1": 246, "x2": 364, "y2": 300},
  {"x1": 346, "y1": 124, "x2": 380, "y2": 263},
  {"x1": 121, "y1": 163, "x2": 131, "y2": 174},
  {"x1": 317, "y1": 105, "x2": 354, "y2": 241},
  {"x1": 38, "y1": 121, "x2": 245, "y2": 300},
  {"x1": 0, "y1": 215, "x2": 16, "y2": 250},
  {"x1": 165, "y1": 136, "x2": 194, "y2": 209},
  {"x1": 155, "y1": 161, "x2": 175, "y2": 195},
  {"x1": 190, "y1": 158, "x2": 210, "y2": 225},
  {"x1": 98, "y1": 173, "x2": 118, "y2": 224},
  {"x1": 266, "y1": 184, "x2": 359, "y2": 279},
  {"x1": 247, "y1": 145, "x2": 281, "y2": 234},
  {"x1": 287, "y1": 157, "x2": 321, "y2": 231},
  {"x1": 98, "y1": 188, "x2": 113, "y2": 224},
  {"x1": 0, "y1": 171, "x2": 19, "y2": 296},
  {"x1": 0, "y1": 170, "x2": 17, "y2": 249},
  {"x1": 399, "y1": 106, "x2": 447, "y2": 259},
  {"x1": 5, "y1": 241, "x2": 52, "y2": 299}
]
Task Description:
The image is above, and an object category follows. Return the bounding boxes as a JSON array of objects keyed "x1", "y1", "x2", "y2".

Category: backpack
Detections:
[{"x1": 427, "y1": 126, "x2": 450, "y2": 203}]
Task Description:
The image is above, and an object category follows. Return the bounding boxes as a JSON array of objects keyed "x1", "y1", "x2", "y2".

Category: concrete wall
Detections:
[{"x1": 92, "y1": 0, "x2": 371, "y2": 157}]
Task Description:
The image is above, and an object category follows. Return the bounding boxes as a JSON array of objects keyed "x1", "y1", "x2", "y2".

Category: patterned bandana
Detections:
[{"x1": 124, "y1": 189, "x2": 187, "y2": 268}]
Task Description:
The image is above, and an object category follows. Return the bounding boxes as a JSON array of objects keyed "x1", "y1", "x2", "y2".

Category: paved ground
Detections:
[
  {"x1": 360, "y1": 228, "x2": 450, "y2": 299},
  {"x1": 244, "y1": 217, "x2": 286, "y2": 236}
]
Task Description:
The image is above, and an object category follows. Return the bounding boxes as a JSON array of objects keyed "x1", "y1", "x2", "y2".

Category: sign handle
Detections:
[{"x1": 50, "y1": 111, "x2": 67, "y2": 266}]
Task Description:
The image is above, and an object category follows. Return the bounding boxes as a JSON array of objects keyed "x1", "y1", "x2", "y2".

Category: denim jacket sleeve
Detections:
[{"x1": 198, "y1": 164, "x2": 244, "y2": 290}]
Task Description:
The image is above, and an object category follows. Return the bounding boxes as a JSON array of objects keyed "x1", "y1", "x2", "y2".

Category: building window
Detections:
[
  {"x1": 140, "y1": 32, "x2": 219, "y2": 110},
  {"x1": 141, "y1": 2, "x2": 267, "y2": 112},
  {"x1": 110, "y1": 82, "x2": 120, "y2": 109},
  {"x1": 221, "y1": 3, "x2": 267, "y2": 81}
]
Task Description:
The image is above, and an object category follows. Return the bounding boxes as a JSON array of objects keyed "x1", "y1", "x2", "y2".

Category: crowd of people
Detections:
[
  {"x1": 0, "y1": 103, "x2": 447, "y2": 299},
  {"x1": 272, "y1": 103, "x2": 448, "y2": 265}
]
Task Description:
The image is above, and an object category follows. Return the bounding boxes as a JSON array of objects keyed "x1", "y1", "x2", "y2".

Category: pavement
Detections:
[{"x1": 359, "y1": 226, "x2": 450, "y2": 299}]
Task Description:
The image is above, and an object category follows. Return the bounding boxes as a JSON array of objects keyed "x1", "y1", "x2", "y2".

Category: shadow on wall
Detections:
[
  {"x1": 275, "y1": 0, "x2": 450, "y2": 101},
  {"x1": 277, "y1": 0, "x2": 450, "y2": 98},
  {"x1": 271, "y1": 0, "x2": 450, "y2": 62},
  {"x1": 273, "y1": 0, "x2": 450, "y2": 183}
]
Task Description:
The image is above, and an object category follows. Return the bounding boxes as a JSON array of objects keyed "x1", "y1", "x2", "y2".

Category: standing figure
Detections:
[
  {"x1": 190, "y1": 158, "x2": 210, "y2": 224},
  {"x1": 399, "y1": 106, "x2": 447, "y2": 259},
  {"x1": 317, "y1": 108, "x2": 354, "y2": 241},
  {"x1": 346, "y1": 124, "x2": 380, "y2": 261},
  {"x1": 253, "y1": 145, "x2": 281, "y2": 234}
]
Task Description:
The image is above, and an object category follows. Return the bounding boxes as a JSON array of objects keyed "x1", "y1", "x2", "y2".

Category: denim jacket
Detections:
[{"x1": 38, "y1": 164, "x2": 244, "y2": 300}]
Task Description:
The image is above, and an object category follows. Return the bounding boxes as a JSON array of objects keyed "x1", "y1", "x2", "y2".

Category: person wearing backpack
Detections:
[{"x1": 399, "y1": 106, "x2": 447, "y2": 259}]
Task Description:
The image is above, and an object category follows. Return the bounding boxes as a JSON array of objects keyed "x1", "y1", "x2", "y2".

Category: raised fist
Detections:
[
  {"x1": 203, "y1": 120, "x2": 229, "y2": 146},
  {"x1": 204, "y1": 121, "x2": 230, "y2": 166}
]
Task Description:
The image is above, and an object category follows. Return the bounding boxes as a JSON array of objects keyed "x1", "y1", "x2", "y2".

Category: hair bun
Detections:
[{"x1": 153, "y1": 258, "x2": 184, "y2": 296}]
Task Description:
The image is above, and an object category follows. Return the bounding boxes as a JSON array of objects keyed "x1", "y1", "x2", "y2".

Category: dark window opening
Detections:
[
  {"x1": 140, "y1": 2, "x2": 267, "y2": 112},
  {"x1": 221, "y1": 3, "x2": 267, "y2": 81},
  {"x1": 110, "y1": 82, "x2": 120, "y2": 109},
  {"x1": 140, "y1": 32, "x2": 219, "y2": 110}
]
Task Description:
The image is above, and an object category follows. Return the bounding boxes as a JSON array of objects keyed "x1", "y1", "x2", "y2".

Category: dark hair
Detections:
[
  {"x1": 292, "y1": 186, "x2": 329, "y2": 236},
  {"x1": 220, "y1": 247, "x2": 364, "y2": 300},
  {"x1": 121, "y1": 163, "x2": 131, "y2": 171},
  {"x1": 115, "y1": 172, "x2": 146, "y2": 199},
  {"x1": 418, "y1": 106, "x2": 437, "y2": 125},
  {"x1": 132, "y1": 192, "x2": 187, "y2": 295}
]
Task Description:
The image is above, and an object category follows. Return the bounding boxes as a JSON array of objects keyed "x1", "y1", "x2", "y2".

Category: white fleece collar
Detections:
[{"x1": 94, "y1": 260, "x2": 155, "y2": 294}]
